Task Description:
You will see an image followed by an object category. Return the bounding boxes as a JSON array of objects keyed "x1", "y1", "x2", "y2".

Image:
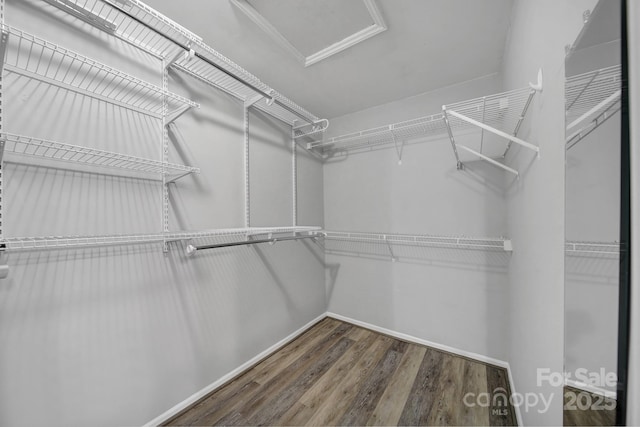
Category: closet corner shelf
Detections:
[
  {"x1": 40, "y1": 0, "x2": 327, "y2": 129},
  {"x1": 565, "y1": 64, "x2": 621, "y2": 149},
  {"x1": 0, "y1": 226, "x2": 322, "y2": 252},
  {"x1": 565, "y1": 240, "x2": 622, "y2": 256},
  {"x1": 1, "y1": 133, "x2": 200, "y2": 180},
  {"x1": 308, "y1": 85, "x2": 539, "y2": 177},
  {"x1": 322, "y1": 230, "x2": 512, "y2": 252},
  {"x1": 1, "y1": 25, "x2": 199, "y2": 119}
]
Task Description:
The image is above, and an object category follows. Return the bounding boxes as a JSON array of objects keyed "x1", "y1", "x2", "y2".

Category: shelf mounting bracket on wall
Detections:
[
  {"x1": 0, "y1": 30, "x2": 8, "y2": 75},
  {"x1": 166, "y1": 104, "x2": 195, "y2": 125}
]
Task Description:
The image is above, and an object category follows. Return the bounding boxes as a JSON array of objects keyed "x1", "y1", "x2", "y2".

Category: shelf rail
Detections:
[
  {"x1": 0, "y1": 226, "x2": 322, "y2": 252},
  {"x1": 322, "y1": 230, "x2": 512, "y2": 252},
  {"x1": 186, "y1": 233, "x2": 320, "y2": 255},
  {"x1": 1, "y1": 132, "x2": 199, "y2": 178},
  {"x1": 565, "y1": 65, "x2": 621, "y2": 149},
  {"x1": 565, "y1": 240, "x2": 622, "y2": 256},
  {"x1": 1, "y1": 25, "x2": 199, "y2": 119}
]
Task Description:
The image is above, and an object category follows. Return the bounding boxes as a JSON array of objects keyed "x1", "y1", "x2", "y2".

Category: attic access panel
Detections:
[{"x1": 230, "y1": 0, "x2": 387, "y2": 67}]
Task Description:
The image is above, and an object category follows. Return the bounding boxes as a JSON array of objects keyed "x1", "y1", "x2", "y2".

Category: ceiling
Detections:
[{"x1": 143, "y1": 0, "x2": 514, "y2": 120}]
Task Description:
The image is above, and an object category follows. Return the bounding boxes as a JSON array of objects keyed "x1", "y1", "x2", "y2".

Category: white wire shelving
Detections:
[
  {"x1": 322, "y1": 231, "x2": 512, "y2": 252},
  {"x1": 38, "y1": 0, "x2": 326, "y2": 129},
  {"x1": 0, "y1": 226, "x2": 322, "y2": 252},
  {"x1": 1, "y1": 25, "x2": 199, "y2": 119},
  {"x1": 565, "y1": 240, "x2": 622, "y2": 256},
  {"x1": 309, "y1": 82, "x2": 540, "y2": 177},
  {"x1": 1, "y1": 132, "x2": 199, "y2": 179},
  {"x1": 308, "y1": 113, "x2": 445, "y2": 152},
  {"x1": 565, "y1": 65, "x2": 621, "y2": 149}
]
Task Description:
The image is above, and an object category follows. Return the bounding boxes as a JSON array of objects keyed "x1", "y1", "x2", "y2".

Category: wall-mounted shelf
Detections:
[
  {"x1": 307, "y1": 113, "x2": 445, "y2": 152},
  {"x1": 0, "y1": 226, "x2": 322, "y2": 252},
  {"x1": 323, "y1": 230, "x2": 511, "y2": 253},
  {"x1": 565, "y1": 240, "x2": 621, "y2": 256},
  {"x1": 1, "y1": 133, "x2": 199, "y2": 180},
  {"x1": 39, "y1": 0, "x2": 326, "y2": 128},
  {"x1": 308, "y1": 84, "x2": 539, "y2": 177},
  {"x1": 565, "y1": 65, "x2": 621, "y2": 149},
  {"x1": 2, "y1": 25, "x2": 199, "y2": 119}
]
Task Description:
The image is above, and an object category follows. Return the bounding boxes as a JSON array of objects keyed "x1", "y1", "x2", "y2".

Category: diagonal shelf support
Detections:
[
  {"x1": 502, "y1": 89, "x2": 537, "y2": 157},
  {"x1": 566, "y1": 103, "x2": 621, "y2": 150},
  {"x1": 447, "y1": 109, "x2": 540, "y2": 157},
  {"x1": 566, "y1": 89, "x2": 621, "y2": 131},
  {"x1": 442, "y1": 106, "x2": 462, "y2": 170},
  {"x1": 166, "y1": 104, "x2": 195, "y2": 124},
  {"x1": 383, "y1": 235, "x2": 397, "y2": 262},
  {"x1": 457, "y1": 144, "x2": 519, "y2": 177}
]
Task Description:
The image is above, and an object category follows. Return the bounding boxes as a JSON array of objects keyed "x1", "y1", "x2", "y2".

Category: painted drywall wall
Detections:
[
  {"x1": 626, "y1": 1, "x2": 640, "y2": 424},
  {"x1": 323, "y1": 74, "x2": 513, "y2": 361},
  {"x1": 565, "y1": 112, "x2": 620, "y2": 395},
  {"x1": 500, "y1": 0, "x2": 599, "y2": 424},
  {"x1": 0, "y1": 1, "x2": 325, "y2": 426}
]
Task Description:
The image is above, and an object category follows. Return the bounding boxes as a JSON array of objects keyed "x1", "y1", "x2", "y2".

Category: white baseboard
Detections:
[
  {"x1": 326, "y1": 312, "x2": 523, "y2": 426},
  {"x1": 565, "y1": 379, "x2": 617, "y2": 400},
  {"x1": 142, "y1": 313, "x2": 326, "y2": 427},
  {"x1": 326, "y1": 312, "x2": 509, "y2": 368},
  {"x1": 506, "y1": 364, "x2": 522, "y2": 426}
]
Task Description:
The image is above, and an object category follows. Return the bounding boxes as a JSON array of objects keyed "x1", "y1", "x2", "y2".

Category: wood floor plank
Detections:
[
  {"x1": 214, "y1": 323, "x2": 353, "y2": 425},
  {"x1": 486, "y1": 365, "x2": 517, "y2": 426},
  {"x1": 163, "y1": 319, "x2": 519, "y2": 427},
  {"x1": 163, "y1": 318, "x2": 339, "y2": 426},
  {"x1": 338, "y1": 341, "x2": 408, "y2": 425},
  {"x1": 165, "y1": 381, "x2": 261, "y2": 426},
  {"x1": 246, "y1": 337, "x2": 354, "y2": 425},
  {"x1": 366, "y1": 344, "x2": 427, "y2": 426},
  {"x1": 563, "y1": 386, "x2": 615, "y2": 426},
  {"x1": 304, "y1": 335, "x2": 394, "y2": 426},
  {"x1": 397, "y1": 347, "x2": 445, "y2": 426},
  {"x1": 276, "y1": 402, "x2": 316, "y2": 426},
  {"x1": 249, "y1": 318, "x2": 342, "y2": 385},
  {"x1": 425, "y1": 354, "x2": 467, "y2": 425},
  {"x1": 281, "y1": 328, "x2": 378, "y2": 424},
  {"x1": 459, "y1": 360, "x2": 490, "y2": 426}
]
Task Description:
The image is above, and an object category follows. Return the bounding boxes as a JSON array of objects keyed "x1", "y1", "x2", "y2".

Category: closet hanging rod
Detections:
[
  {"x1": 102, "y1": 0, "x2": 315, "y2": 126},
  {"x1": 186, "y1": 234, "x2": 318, "y2": 255}
]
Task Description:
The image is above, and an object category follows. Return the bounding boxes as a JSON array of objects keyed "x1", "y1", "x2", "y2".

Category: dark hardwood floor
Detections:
[
  {"x1": 163, "y1": 318, "x2": 517, "y2": 426},
  {"x1": 563, "y1": 386, "x2": 616, "y2": 426}
]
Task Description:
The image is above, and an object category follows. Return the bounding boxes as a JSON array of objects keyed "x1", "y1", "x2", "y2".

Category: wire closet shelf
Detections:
[
  {"x1": 0, "y1": 226, "x2": 322, "y2": 252},
  {"x1": 1, "y1": 24, "x2": 199, "y2": 118},
  {"x1": 39, "y1": 0, "x2": 326, "y2": 130},
  {"x1": 308, "y1": 84, "x2": 539, "y2": 176},
  {"x1": 322, "y1": 231, "x2": 512, "y2": 252},
  {"x1": 565, "y1": 240, "x2": 622, "y2": 256},
  {"x1": 565, "y1": 64, "x2": 621, "y2": 149},
  {"x1": 1, "y1": 133, "x2": 199, "y2": 179}
]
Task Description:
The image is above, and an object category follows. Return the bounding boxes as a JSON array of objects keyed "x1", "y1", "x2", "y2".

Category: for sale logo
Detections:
[{"x1": 462, "y1": 368, "x2": 617, "y2": 414}]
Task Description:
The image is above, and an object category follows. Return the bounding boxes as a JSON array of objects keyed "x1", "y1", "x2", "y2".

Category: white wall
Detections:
[
  {"x1": 0, "y1": 1, "x2": 325, "y2": 426},
  {"x1": 323, "y1": 74, "x2": 513, "y2": 361},
  {"x1": 500, "y1": 0, "x2": 598, "y2": 424},
  {"x1": 627, "y1": 1, "x2": 640, "y2": 424},
  {"x1": 565, "y1": 113, "x2": 620, "y2": 394}
]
